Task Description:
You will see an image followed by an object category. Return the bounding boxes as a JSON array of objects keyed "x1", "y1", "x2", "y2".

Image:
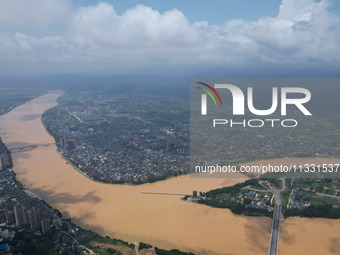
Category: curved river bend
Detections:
[{"x1": 0, "y1": 91, "x2": 339, "y2": 255}]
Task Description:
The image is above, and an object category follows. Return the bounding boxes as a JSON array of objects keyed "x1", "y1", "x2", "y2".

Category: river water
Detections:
[{"x1": 0, "y1": 91, "x2": 339, "y2": 255}]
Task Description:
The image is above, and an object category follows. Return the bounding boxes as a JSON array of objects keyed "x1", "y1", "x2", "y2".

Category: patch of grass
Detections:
[
  {"x1": 300, "y1": 190, "x2": 339, "y2": 206},
  {"x1": 266, "y1": 179, "x2": 282, "y2": 190},
  {"x1": 281, "y1": 188, "x2": 291, "y2": 210},
  {"x1": 78, "y1": 230, "x2": 134, "y2": 249},
  {"x1": 88, "y1": 246, "x2": 122, "y2": 255},
  {"x1": 249, "y1": 182, "x2": 268, "y2": 190}
]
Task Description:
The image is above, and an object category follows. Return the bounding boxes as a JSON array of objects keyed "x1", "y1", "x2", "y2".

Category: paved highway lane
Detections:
[{"x1": 268, "y1": 204, "x2": 281, "y2": 255}]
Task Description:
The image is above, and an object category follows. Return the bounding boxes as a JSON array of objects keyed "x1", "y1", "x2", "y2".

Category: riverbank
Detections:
[
  {"x1": 187, "y1": 177, "x2": 340, "y2": 220},
  {"x1": 1, "y1": 91, "x2": 340, "y2": 255},
  {"x1": 0, "y1": 94, "x2": 195, "y2": 255},
  {"x1": 56, "y1": 149, "x2": 96, "y2": 182}
]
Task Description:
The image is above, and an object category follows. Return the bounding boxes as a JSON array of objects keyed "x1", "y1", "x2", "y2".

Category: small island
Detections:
[{"x1": 184, "y1": 177, "x2": 340, "y2": 219}]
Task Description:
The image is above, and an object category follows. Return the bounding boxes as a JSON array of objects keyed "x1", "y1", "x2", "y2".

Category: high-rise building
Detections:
[
  {"x1": 104, "y1": 104, "x2": 110, "y2": 113},
  {"x1": 0, "y1": 154, "x2": 8, "y2": 170},
  {"x1": 33, "y1": 206, "x2": 41, "y2": 230},
  {"x1": 6, "y1": 210, "x2": 15, "y2": 225},
  {"x1": 14, "y1": 205, "x2": 24, "y2": 228},
  {"x1": 27, "y1": 210, "x2": 35, "y2": 231},
  {"x1": 97, "y1": 106, "x2": 104, "y2": 115},
  {"x1": 67, "y1": 140, "x2": 75, "y2": 150},
  {"x1": 41, "y1": 218, "x2": 50, "y2": 234},
  {"x1": 86, "y1": 106, "x2": 94, "y2": 115},
  {"x1": 22, "y1": 204, "x2": 29, "y2": 227},
  {"x1": 59, "y1": 138, "x2": 66, "y2": 149},
  {"x1": 27, "y1": 207, "x2": 40, "y2": 232}
]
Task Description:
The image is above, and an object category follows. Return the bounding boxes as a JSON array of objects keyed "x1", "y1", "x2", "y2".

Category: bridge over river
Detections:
[
  {"x1": 267, "y1": 178, "x2": 284, "y2": 255},
  {"x1": 8, "y1": 143, "x2": 55, "y2": 153},
  {"x1": 268, "y1": 204, "x2": 282, "y2": 255},
  {"x1": 245, "y1": 179, "x2": 284, "y2": 255}
]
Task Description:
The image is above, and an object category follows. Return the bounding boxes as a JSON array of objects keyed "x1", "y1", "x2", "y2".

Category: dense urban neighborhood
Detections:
[
  {"x1": 1, "y1": 84, "x2": 340, "y2": 254},
  {"x1": 42, "y1": 93, "x2": 190, "y2": 184},
  {"x1": 0, "y1": 131, "x2": 193, "y2": 255},
  {"x1": 41, "y1": 90, "x2": 340, "y2": 184}
]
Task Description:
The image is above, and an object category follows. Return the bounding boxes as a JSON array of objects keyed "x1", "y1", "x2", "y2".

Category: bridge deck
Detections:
[
  {"x1": 9, "y1": 143, "x2": 55, "y2": 152},
  {"x1": 268, "y1": 204, "x2": 281, "y2": 255}
]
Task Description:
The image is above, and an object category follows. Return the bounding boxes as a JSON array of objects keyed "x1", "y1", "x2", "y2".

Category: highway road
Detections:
[{"x1": 268, "y1": 203, "x2": 282, "y2": 255}]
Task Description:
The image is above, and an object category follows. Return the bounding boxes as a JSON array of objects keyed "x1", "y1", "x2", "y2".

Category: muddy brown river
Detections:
[{"x1": 0, "y1": 91, "x2": 339, "y2": 255}]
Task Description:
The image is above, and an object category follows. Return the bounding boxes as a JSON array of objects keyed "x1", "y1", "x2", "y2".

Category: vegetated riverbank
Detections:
[
  {"x1": 0, "y1": 88, "x2": 45, "y2": 116},
  {"x1": 190, "y1": 177, "x2": 340, "y2": 220},
  {"x1": 1, "y1": 129, "x2": 194, "y2": 254},
  {"x1": 3, "y1": 91, "x2": 340, "y2": 255},
  {"x1": 184, "y1": 179, "x2": 273, "y2": 217}
]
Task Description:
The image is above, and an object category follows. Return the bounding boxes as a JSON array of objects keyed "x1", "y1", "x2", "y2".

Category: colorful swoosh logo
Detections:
[{"x1": 197, "y1": 82, "x2": 223, "y2": 106}]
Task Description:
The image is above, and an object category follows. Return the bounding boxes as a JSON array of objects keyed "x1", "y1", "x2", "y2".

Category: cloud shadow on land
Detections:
[
  {"x1": 244, "y1": 217, "x2": 272, "y2": 254},
  {"x1": 25, "y1": 187, "x2": 108, "y2": 236},
  {"x1": 57, "y1": 205, "x2": 107, "y2": 237},
  {"x1": 20, "y1": 114, "x2": 41, "y2": 121},
  {"x1": 279, "y1": 220, "x2": 298, "y2": 246},
  {"x1": 30, "y1": 188, "x2": 102, "y2": 204},
  {"x1": 329, "y1": 238, "x2": 340, "y2": 254}
]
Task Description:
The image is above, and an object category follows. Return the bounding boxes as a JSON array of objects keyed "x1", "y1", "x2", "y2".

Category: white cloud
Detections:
[
  {"x1": 0, "y1": 0, "x2": 71, "y2": 28},
  {"x1": 70, "y1": 3, "x2": 202, "y2": 61},
  {"x1": 0, "y1": 0, "x2": 340, "y2": 74}
]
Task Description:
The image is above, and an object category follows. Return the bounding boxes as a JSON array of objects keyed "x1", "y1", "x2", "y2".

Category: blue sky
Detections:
[
  {"x1": 0, "y1": 0, "x2": 340, "y2": 75},
  {"x1": 73, "y1": 0, "x2": 340, "y2": 24},
  {"x1": 73, "y1": 0, "x2": 285, "y2": 24}
]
